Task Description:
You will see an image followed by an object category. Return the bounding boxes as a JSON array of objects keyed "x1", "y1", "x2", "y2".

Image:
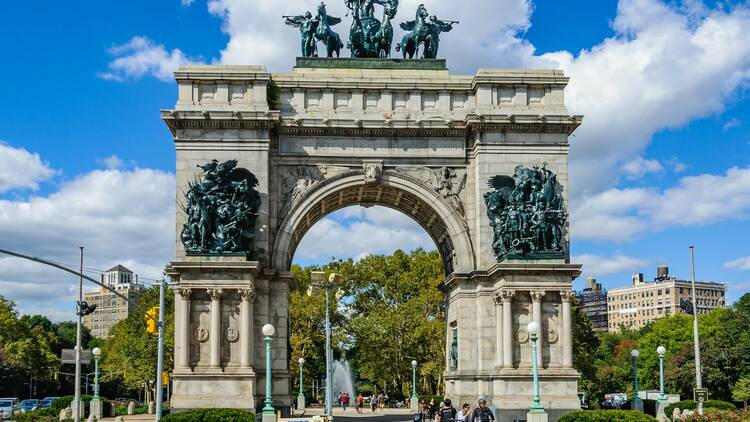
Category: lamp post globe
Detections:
[
  {"x1": 92, "y1": 347, "x2": 101, "y2": 357},
  {"x1": 631, "y1": 349, "x2": 639, "y2": 358},
  {"x1": 262, "y1": 324, "x2": 275, "y2": 337},
  {"x1": 657, "y1": 346, "x2": 667, "y2": 403},
  {"x1": 299, "y1": 357, "x2": 306, "y2": 365},
  {"x1": 526, "y1": 321, "x2": 544, "y2": 414},
  {"x1": 262, "y1": 324, "x2": 276, "y2": 422}
]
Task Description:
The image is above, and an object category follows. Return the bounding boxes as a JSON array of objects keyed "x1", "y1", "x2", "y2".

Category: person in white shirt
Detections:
[{"x1": 456, "y1": 403, "x2": 471, "y2": 422}]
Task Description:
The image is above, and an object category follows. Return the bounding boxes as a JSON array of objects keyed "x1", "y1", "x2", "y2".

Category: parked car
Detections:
[
  {"x1": 37, "y1": 399, "x2": 53, "y2": 409},
  {"x1": 0, "y1": 400, "x2": 14, "y2": 420},
  {"x1": 18, "y1": 399, "x2": 40, "y2": 413},
  {"x1": 0, "y1": 399, "x2": 18, "y2": 412},
  {"x1": 42, "y1": 396, "x2": 60, "y2": 402}
]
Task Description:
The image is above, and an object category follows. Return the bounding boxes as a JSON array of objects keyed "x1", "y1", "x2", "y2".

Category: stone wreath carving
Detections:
[
  {"x1": 195, "y1": 327, "x2": 209, "y2": 343},
  {"x1": 226, "y1": 327, "x2": 239, "y2": 343},
  {"x1": 515, "y1": 326, "x2": 529, "y2": 344},
  {"x1": 547, "y1": 328, "x2": 559, "y2": 343}
]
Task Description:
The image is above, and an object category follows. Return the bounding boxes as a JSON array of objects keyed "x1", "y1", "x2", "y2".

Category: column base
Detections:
[
  {"x1": 170, "y1": 371, "x2": 256, "y2": 411},
  {"x1": 527, "y1": 411, "x2": 549, "y2": 422},
  {"x1": 297, "y1": 395, "x2": 306, "y2": 411},
  {"x1": 89, "y1": 399, "x2": 102, "y2": 419}
]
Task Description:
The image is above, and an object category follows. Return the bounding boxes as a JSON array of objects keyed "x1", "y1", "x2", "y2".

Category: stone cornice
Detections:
[
  {"x1": 165, "y1": 261, "x2": 261, "y2": 277},
  {"x1": 161, "y1": 111, "x2": 582, "y2": 137},
  {"x1": 440, "y1": 262, "x2": 583, "y2": 291},
  {"x1": 174, "y1": 65, "x2": 271, "y2": 81}
]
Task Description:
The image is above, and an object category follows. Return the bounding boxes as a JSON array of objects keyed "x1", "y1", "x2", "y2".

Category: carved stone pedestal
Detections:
[
  {"x1": 441, "y1": 263, "x2": 582, "y2": 421},
  {"x1": 166, "y1": 258, "x2": 285, "y2": 412}
]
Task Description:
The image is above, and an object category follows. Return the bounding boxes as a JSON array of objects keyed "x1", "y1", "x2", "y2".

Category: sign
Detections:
[
  {"x1": 61, "y1": 349, "x2": 92, "y2": 364},
  {"x1": 694, "y1": 388, "x2": 708, "y2": 403}
]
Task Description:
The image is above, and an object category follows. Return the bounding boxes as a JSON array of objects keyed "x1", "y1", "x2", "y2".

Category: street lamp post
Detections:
[
  {"x1": 410, "y1": 360, "x2": 418, "y2": 413},
  {"x1": 298, "y1": 358, "x2": 306, "y2": 411},
  {"x1": 92, "y1": 348, "x2": 101, "y2": 399},
  {"x1": 262, "y1": 324, "x2": 276, "y2": 422},
  {"x1": 657, "y1": 346, "x2": 667, "y2": 403},
  {"x1": 689, "y1": 246, "x2": 704, "y2": 416},
  {"x1": 631, "y1": 349, "x2": 643, "y2": 412},
  {"x1": 308, "y1": 272, "x2": 342, "y2": 417},
  {"x1": 527, "y1": 321, "x2": 546, "y2": 417}
]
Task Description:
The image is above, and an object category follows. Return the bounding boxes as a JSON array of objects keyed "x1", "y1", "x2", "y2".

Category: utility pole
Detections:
[
  {"x1": 73, "y1": 246, "x2": 83, "y2": 421},
  {"x1": 690, "y1": 246, "x2": 704, "y2": 416},
  {"x1": 155, "y1": 279, "x2": 166, "y2": 421}
]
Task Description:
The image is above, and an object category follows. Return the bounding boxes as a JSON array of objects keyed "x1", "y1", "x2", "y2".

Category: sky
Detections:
[{"x1": 1, "y1": 0, "x2": 750, "y2": 321}]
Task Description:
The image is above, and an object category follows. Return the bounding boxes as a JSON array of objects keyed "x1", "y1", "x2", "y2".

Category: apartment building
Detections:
[
  {"x1": 606, "y1": 265, "x2": 727, "y2": 332},
  {"x1": 83, "y1": 265, "x2": 144, "y2": 338},
  {"x1": 576, "y1": 277, "x2": 609, "y2": 331}
]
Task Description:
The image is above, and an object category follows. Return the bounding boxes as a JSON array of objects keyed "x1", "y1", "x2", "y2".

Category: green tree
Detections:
[
  {"x1": 101, "y1": 286, "x2": 174, "y2": 398},
  {"x1": 571, "y1": 298, "x2": 601, "y2": 405},
  {"x1": 733, "y1": 376, "x2": 750, "y2": 410}
]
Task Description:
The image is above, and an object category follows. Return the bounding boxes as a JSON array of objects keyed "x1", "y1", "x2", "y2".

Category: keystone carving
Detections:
[{"x1": 363, "y1": 161, "x2": 383, "y2": 184}]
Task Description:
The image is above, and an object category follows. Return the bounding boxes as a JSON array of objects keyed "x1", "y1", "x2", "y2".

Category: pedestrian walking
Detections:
[
  {"x1": 427, "y1": 398, "x2": 438, "y2": 422},
  {"x1": 470, "y1": 397, "x2": 495, "y2": 422},
  {"x1": 414, "y1": 399, "x2": 427, "y2": 422},
  {"x1": 342, "y1": 392, "x2": 349, "y2": 411},
  {"x1": 356, "y1": 393, "x2": 364, "y2": 414},
  {"x1": 371, "y1": 395, "x2": 377, "y2": 413}
]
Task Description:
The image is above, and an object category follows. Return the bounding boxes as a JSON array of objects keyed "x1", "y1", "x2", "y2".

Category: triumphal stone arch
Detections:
[{"x1": 162, "y1": 57, "x2": 583, "y2": 418}]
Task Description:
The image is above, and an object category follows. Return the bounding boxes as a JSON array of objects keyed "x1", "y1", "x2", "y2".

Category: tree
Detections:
[
  {"x1": 733, "y1": 376, "x2": 750, "y2": 410},
  {"x1": 571, "y1": 298, "x2": 601, "y2": 405},
  {"x1": 101, "y1": 286, "x2": 174, "y2": 398}
]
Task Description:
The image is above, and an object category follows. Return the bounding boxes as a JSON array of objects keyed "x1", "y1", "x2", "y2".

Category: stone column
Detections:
[
  {"x1": 240, "y1": 287, "x2": 257, "y2": 369},
  {"x1": 208, "y1": 288, "x2": 223, "y2": 368},
  {"x1": 494, "y1": 294, "x2": 503, "y2": 369},
  {"x1": 560, "y1": 290, "x2": 574, "y2": 368},
  {"x1": 530, "y1": 290, "x2": 546, "y2": 367},
  {"x1": 501, "y1": 290, "x2": 515, "y2": 369},
  {"x1": 177, "y1": 288, "x2": 192, "y2": 369}
]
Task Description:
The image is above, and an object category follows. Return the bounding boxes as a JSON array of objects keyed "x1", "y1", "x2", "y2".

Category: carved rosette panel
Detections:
[
  {"x1": 516, "y1": 326, "x2": 529, "y2": 344},
  {"x1": 226, "y1": 327, "x2": 239, "y2": 343},
  {"x1": 547, "y1": 328, "x2": 559, "y2": 343},
  {"x1": 195, "y1": 327, "x2": 209, "y2": 343}
]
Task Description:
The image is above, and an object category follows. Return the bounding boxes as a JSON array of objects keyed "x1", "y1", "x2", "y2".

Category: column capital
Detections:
[
  {"x1": 240, "y1": 287, "x2": 257, "y2": 302},
  {"x1": 560, "y1": 290, "x2": 574, "y2": 302},
  {"x1": 499, "y1": 289, "x2": 515, "y2": 303},
  {"x1": 207, "y1": 288, "x2": 224, "y2": 300},
  {"x1": 177, "y1": 287, "x2": 192, "y2": 300},
  {"x1": 530, "y1": 290, "x2": 546, "y2": 302}
]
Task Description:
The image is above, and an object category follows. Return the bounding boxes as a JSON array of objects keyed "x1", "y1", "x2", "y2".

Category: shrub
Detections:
[
  {"x1": 558, "y1": 409, "x2": 657, "y2": 422},
  {"x1": 50, "y1": 395, "x2": 113, "y2": 417},
  {"x1": 664, "y1": 400, "x2": 737, "y2": 416},
  {"x1": 161, "y1": 408, "x2": 255, "y2": 422},
  {"x1": 677, "y1": 409, "x2": 750, "y2": 421},
  {"x1": 13, "y1": 407, "x2": 58, "y2": 422}
]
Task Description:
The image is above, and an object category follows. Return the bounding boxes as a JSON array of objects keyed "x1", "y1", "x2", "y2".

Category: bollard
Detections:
[
  {"x1": 127, "y1": 401, "x2": 135, "y2": 415},
  {"x1": 148, "y1": 401, "x2": 156, "y2": 414}
]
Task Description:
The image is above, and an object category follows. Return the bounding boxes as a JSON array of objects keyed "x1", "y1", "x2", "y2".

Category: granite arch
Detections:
[{"x1": 272, "y1": 171, "x2": 475, "y2": 275}]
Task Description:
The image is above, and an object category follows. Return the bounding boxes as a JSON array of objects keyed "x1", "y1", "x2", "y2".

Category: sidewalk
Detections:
[{"x1": 100, "y1": 415, "x2": 154, "y2": 421}]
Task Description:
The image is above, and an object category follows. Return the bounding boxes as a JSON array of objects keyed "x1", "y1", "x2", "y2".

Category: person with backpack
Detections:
[
  {"x1": 436, "y1": 399, "x2": 457, "y2": 422},
  {"x1": 427, "y1": 398, "x2": 438, "y2": 422},
  {"x1": 470, "y1": 397, "x2": 495, "y2": 422}
]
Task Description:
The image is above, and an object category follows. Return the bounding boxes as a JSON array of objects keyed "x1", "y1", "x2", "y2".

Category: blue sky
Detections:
[{"x1": 1, "y1": 0, "x2": 749, "y2": 321}]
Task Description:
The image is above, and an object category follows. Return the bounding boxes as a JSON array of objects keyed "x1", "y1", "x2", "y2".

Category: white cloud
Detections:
[
  {"x1": 99, "y1": 36, "x2": 200, "y2": 82},
  {"x1": 181, "y1": 0, "x2": 194, "y2": 6},
  {"x1": 725, "y1": 256, "x2": 750, "y2": 271},
  {"x1": 723, "y1": 117, "x2": 742, "y2": 130},
  {"x1": 540, "y1": 1, "x2": 750, "y2": 197},
  {"x1": 99, "y1": 154, "x2": 125, "y2": 170},
  {"x1": 0, "y1": 142, "x2": 55, "y2": 193},
  {"x1": 293, "y1": 206, "x2": 434, "y2": 263},
  {"x1": 0, "y1": 164, "x2": 175, "y2": 321},
  {"x1": 622, "y1": 157, "x2": 664, "y2": 179},
  {"x1": 573, "y1": 253, "x2": 649, "y2": 277},
  {"x1": 665, "y1": 156, "x2": 688, "y2": 173},
  {"x1": 573, "y1": 166, "x2": 750, "y2": 241}
]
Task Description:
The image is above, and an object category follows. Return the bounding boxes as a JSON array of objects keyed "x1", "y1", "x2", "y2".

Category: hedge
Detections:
[
  {"x1": 161, "y1": 408, "x2": 255, "y2": 422},
  {"x1": 664, "y1": 400, "x2": 737, "y2": 416},
  {"x1": 558, "y1": 410, "x2": 657, "y2": 422},
  {"x1": 13, "y1": 408, "x2": 61, "y2": 422}
]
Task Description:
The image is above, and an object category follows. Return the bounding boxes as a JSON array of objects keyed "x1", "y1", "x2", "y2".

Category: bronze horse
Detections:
[{"x1": 396, "y1": 4, "x2": 430, "y2": 59}]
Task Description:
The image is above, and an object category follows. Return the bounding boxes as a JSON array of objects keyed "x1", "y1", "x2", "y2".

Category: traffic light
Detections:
[
  {"x1": 77, "y1": 301, "x2": 97, "y2": 316},
  {"x1": 162, "y1": 371, "x2": 169, "y2": 385},
  {"x1": 145, "y1": 307, "x2": 159, "y2": 334},
  {"x1": 54, "y1": 372, "x2": 58, "y2": 381}
]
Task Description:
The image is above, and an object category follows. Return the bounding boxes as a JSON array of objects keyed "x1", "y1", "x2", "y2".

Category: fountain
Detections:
[{"x1": 331, "y1": 358, "x2": 356, "y2": 403}]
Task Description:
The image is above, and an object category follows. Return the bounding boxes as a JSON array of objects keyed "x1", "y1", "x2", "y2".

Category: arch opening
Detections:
[{"x1": 273, "y1": 173, "x2": 474, "y2": 275}]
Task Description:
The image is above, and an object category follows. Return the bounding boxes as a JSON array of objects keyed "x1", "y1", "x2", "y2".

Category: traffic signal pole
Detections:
[
  {"x1": 73, "y1": 247, "x2": 83, "y2": 421},
  {"x1": 155, "y1": 279, "x2": 166, "y2": 421}
]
